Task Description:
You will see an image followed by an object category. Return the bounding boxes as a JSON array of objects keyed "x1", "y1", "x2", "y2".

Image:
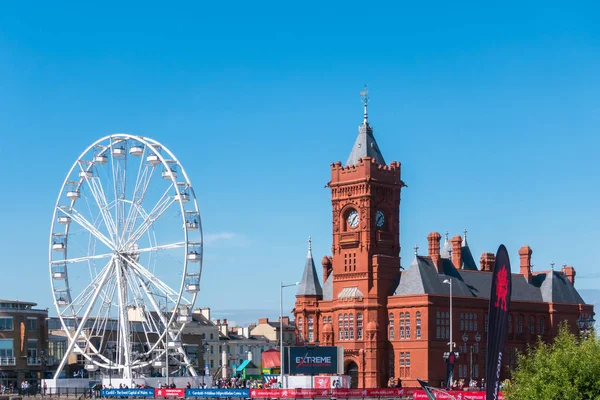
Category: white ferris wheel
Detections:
[{"x1": 49, "y1": 134, "x2": 202, "y2": 380}]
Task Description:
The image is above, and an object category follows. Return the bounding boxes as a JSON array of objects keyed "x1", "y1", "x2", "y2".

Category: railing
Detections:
[
  {"x1": 0, "y1": 357, "x2": 16, "y2": 366},
  {"x1": 27, "y1": 356, "x2": 42, "y2": 365}
]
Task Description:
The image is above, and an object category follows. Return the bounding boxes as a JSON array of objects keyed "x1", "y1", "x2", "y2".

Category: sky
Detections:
[{"x1": 1, "y1": 1, "x2": 599, "y2": 326}]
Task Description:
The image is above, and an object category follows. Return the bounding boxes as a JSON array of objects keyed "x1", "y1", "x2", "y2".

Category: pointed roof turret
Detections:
[
  {"x1": 345, "y1": 85, "x2": 386, "y2": 166},
  {"x1": 441, "y1": 231, "x2": 452, "y2": 259},
  {"x1": 460, "y1": 229, "x2": 478, "y2": 271},
  {"x1": 296, "y1": 236, "x2": 323, "y2": 297}
]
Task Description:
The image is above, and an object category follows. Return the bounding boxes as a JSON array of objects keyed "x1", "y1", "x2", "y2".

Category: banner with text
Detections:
[
  {"x1": 250, "y1": 388, "x2": 412, "y2": 398},
  {"x1": 413, "y1": 390, "x2": 504, "y2": 399},
  {"x1": 284, "y1": 346, "x2": 340, "y2": 375},
  {"x1": 100, "y1": 388, "x2": 154, "y2": 398},
  {"x1": 485, "y1": 244, "x2": 512, "y2": 400},
  {"x1": 155, "y1": 388, "x2": 186, "y2": 398},
  {"x1": 187, "y1": 389, "x2": 250, "y2": 398}
]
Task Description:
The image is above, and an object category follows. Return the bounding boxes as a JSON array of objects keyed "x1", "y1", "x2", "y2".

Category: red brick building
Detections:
[{"x1": 293, "y1": 99, "x2": 594, "y2": 388}]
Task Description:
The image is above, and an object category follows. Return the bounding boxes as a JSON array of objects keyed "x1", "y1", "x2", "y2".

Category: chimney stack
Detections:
[
  {"x1": 451, "y1": 236, "x2": 463, "y2": 270},
  {"x1": 561, "y1": 264, "x2": 576, "y2": 285},
  {"x1": 479, "y1": 253, "x2": 495, "y2": 272},
  {"x1": 519, "y1": 246, "x2": 533, "y2": 283},
  {"x1": 427, "y1": 232, "x2": 443, "y2": 273},
  {"x1": 322, "y1": 256, "x2": 333, "y2": 283}
]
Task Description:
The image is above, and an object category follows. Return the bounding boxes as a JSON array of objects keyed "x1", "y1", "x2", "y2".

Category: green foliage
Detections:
[{"x1": 506, "y1": 323, "x2": 600, "y2": 400}]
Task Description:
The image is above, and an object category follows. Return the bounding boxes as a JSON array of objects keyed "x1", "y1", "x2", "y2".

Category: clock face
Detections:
[
  {"x1": 376, "y1": 210, "x2": 385, "y2": 228},
  {"x1": 347, "y1": 210, "x2": 359, "y2": 229}
]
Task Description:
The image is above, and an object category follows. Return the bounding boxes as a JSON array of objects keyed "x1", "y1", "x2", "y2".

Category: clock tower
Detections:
[{"x1": 328, "y1": 92, "x2": 404, "y2": 301}]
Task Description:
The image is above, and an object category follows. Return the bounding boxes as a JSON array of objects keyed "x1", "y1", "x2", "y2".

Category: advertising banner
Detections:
[
  {"x1": 485, "y1": 245, "x2": 512, "y2": 400},
  {"x1": 284, "y1": 346, "x2": 338, "y2": 375},
  {"x1": 250, "y1": 388, "x2": 412, "y2": 398},
  {"x1": 413, "y1": 390, "x2": 504, "y2": 399},
  {"x1": 187, "y1": 389, "x2": 250, "y2": 398},
  {"x1": 155, "y1": 388, "x2": 186, "y2": 397},
  {"x1": 100, "y1": 388, "x2": 154, "y2": 397}
]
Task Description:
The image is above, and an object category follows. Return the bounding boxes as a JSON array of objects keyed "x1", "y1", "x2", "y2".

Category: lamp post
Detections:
[
  {"x1": 280, "y1": 281, "x2": 300, "y2": 389},
  {"x1": 474, "y1": 333, "x2": 481, "y2": 380},
  {"x1": 577, "y1": 316, "x2": 596, "y2": 340},
  {"x1": 461, "y1": 333, "x2": 468, "y2": 381},
  {"x1": 201, "y1": 341, "x2": 209, "y2": 388}
]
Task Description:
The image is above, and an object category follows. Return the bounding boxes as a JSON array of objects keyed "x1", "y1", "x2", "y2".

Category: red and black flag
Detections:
[
  {"x1": 417, "y1": 379, "x2": 437, "y2": 400},
  {"x1": 486, "y1": 244, "x2": 512, "y2": 400}
]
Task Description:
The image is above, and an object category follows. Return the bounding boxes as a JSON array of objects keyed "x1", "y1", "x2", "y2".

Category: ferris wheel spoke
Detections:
[
  {"x1": 125, "y1": 258, "x2": 182, "y2": 303},
  {"x1": 60, "y1": 259, "x2": 114, "y2": 317},
  {"x1": 120, "y1": 161, "x2": 155, "y2": 245},
  {"x1": 122, "y1": 189, "x2": 176, "y2": 250},
  {"x1": 134, "y1": 241, "x2": 186, "y2": 254},
  {"x1": 58, "y1": 207, "x2": 115, "y2": 250},
  {"x1": 51, "y1": 252, "x2": 114, "y2": 265},
  {"x1": 79, "y1": 164, "x2": 119, "y2": 243},
  {"x1": 53, "y1": 262, "x2": 114, "y2": 377}
]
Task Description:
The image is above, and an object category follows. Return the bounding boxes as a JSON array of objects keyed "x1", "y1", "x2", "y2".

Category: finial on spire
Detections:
[
  {"x1": 360, "y1": 84, "x2": 369, "y2": 124},
  {"x1": 463, "y1": 228, "x2": 468, "y2": 239},
  {"x1": 308, "y1": 236, "x2": 312, "y2": 252},
  {"x1": 550, "y1": 261, "x2": 555, "y2": 271},
  {"x1": 414, "y1": 244, "x2": 419, "y2": 256},
  {"x1": 445, "y1": 231, "x2": 449, "y2": 241}
]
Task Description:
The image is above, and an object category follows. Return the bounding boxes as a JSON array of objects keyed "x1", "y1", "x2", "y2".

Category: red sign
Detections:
[
  {"x1": 413, "y1": 390, "x2": 504, "y2": 399},
  {"x1": 155, "y1": 388, "x2": 185, "y2": 398},
  {"x1": 313, "y1": 376, "x2": 331, "y2": 389},
  {"x1": 250, "y1": 388, "x2": 413, "y2": 398}
]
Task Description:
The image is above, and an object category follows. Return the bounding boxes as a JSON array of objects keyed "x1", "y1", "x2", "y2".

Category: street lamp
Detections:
[
  {"x1": 578, "y1": 316, "x2": 596, "y2": 339},
  {"x1": 201, "y1": 341, "x2": 209, "y2": 388},
  {"x1": 461, "y1": 333, "x2": 468, "y2": 381},
  {"x1": 280, "y1": 281, "x2": 300, "y2": 389},
  {"x1": 474, "y1": 333, "x2": 481, "y2": 379}
]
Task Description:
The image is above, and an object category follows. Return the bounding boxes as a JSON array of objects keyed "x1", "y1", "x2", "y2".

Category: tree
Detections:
[{"x1": 506, "y1": 323, "x2": 600, "y2": 400}]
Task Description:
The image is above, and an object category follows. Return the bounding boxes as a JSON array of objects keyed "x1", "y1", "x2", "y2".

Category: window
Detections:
[
  {"x1": 0, "y1": 317, "x2": 13, "y2": 331},
  {"x1": 389, "y1": 313, "x2": 395, "y2": 340},
  {"x1": 349, "y1": 314, "x2": 355, "y2": 340},
  {"x1": 537, "y1": 317, "x2": 545, "y2": 335},
  {"x1": 399, "y1": 352, "x2": 411, "y2": 377},
  {"x1": 27, "y1": 318, "x2": 37, "y2": 332},
  {"x1": 210, "y1": 359, "x2": 214, "y2": 368},
  {"x1": 338, "y1": 314, "x2": 343, "y2": 340},
  {"x1": 357, "y1": 313, "x2": 363, "y2": 340},
  {"x1": 416, "y1": 312, "x2": 421, "y2": 339},
  {"x1": 436, "y1": 311, "x2": 450, "y2": 340},
  {"x1": 0, "y1": 339, "x2": 14, "y2": 358},
  {"x1": 399, "y1": 312, "x2": 405, "y2": 339},
  {"x1": 516, "y1": 315, "x2": 523, "y2": 334},
  {"x1": 508, "y1": 314, "x2": 512, "y2": 334},
  {"x1": 298, "y1": 317, "x2": 304, "y2": 342},
  {"x1": 344, "y1": 314, "x2": 349, "y2": 340},
  {"x1": 27, "y1": 339, "x2": 38, "y2": 361},
  {"x1": 210, "y1": 345, "x2": 214, "y2": 355},
  {"x1": 210, "y1": 333, "x2": 214, "y2": 340},
  {"x1": 308, "y1": 316, "x2": 314, "y2": 342},
  {"x1": 528, "y1": 316, "x2": 535, "y2": 334},
  {"x1": 405, "y1": 312, "x2": 411, "y2": 339}
]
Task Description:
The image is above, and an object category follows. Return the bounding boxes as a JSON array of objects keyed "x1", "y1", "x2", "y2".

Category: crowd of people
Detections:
[
  {"x1": 0, "y1": 381, "x2": 38, "y2": 395},
  {"x1": 214, "y1": 376, "x2": 279, "y2": 389},
  {"x1": 449, "y1": 378, "x2": 486, "y2": 391}
]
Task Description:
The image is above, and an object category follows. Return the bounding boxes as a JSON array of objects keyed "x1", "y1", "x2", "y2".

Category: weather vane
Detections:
[{"x1": 360, "y1": 84, "x2": 369, "y2": 122}]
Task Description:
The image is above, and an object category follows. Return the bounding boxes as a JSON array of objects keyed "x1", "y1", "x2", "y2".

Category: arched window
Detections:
[
  {"x1": 349, "y1": 314, "x2": 355, "y2": 340},
  {"x1": 399, "y1": 312, "x2": 405, "y2": 339},
  {"x1": 416, "y1": 311, "x2": 422, "y2": 339},
  {"x1": 298, "y1": 317, "x2": 304, "y2": 342},
  {"x1": 460, "y1": 313, "x2": 465, "y2": 331},
  {"x1": 357, "y1": 313, "x2": 363, "y2": 340},
  {"x1": 344, "y1": 314, "x2": 349, "y2": 340},
  {"x1": 474, "y1": 313, "x2": 478, "y2": 331},
  {"x1": 389, "y1": 313, "x2": 395, "y2": 340},
  {"x1": 405, "y1": 312, "x2": 411, "y2": 339},
  {"x1": 338, "y1": 315, "x2": 343, "y2": 340}
]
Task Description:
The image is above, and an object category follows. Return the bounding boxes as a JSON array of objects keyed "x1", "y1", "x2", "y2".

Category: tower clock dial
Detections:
[
  {"x1": 376, "y1": 210, "x2": 385, "y2": 228},
  {"x1": 347, "y1": 209, "x2": 359, "y2": 228}
]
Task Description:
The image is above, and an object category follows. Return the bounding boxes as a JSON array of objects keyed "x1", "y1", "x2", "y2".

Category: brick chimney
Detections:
[
  {"x1": 258, "y1": 317, "x2": 269, "y2": 324},
  {"x1": 322, "y1": 256, "x2": 333, "y2": 283},
  {"x1": 451, "y1": 236, "x2": 463, "y2": 270},
  {"x1": 427, "y1": 232, "x2": 443, "y2": 273},
  {"x1": 279, "y1": 316, "x2": 290, "y2": 326},
  {"x1": 519, "y1": 246, "x2": 532, "y2": 283},
  {"x1": 561, "y1": 264, "x2": 576, "y2": 285},
  {"x1": 479, "y1": 253, "x2": 495, "y2": 272}
]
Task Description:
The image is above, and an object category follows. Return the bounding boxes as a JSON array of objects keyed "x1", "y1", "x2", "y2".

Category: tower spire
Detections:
[
  {"x1": 360, "y1": 84, "x2": 369, "y2": 124},
  {"x1": 307, "y1": 236, "x2": 312, "y2": 257}
]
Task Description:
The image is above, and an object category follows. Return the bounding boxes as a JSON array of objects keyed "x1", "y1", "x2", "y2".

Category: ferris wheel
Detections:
[{"x1": 49, "y1": 134, "x2": 202, "y2": 380}]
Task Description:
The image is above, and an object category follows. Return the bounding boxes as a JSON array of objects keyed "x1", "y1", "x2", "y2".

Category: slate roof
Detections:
[
  {"x1": 460, "y1": 236, "x2": 478, "y2": 271},
  {"x1": 394, "y1": 255, "x2": 586, "y2": 305},
  {"x1": 345, "y1": 122, "x2": 386, "y2": 166},
  {"x1": 296, "y1": 242, "x2": 323, "y2": 297},
  {"x1": 441, "y1": 235, "x2": 452, "y2": 259},
  {"x1": 322, "y1": 274, "x2": 333, "y2": 301}
]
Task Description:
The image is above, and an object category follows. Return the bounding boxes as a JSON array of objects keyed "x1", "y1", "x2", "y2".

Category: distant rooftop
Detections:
[{"x1": 0, "y1": 299, "x2": 41, "y2": 310}]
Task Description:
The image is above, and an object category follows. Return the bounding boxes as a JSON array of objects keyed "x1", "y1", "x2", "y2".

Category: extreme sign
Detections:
[{"x1": 284, "y1": 346, "x2": 340, "y2": 374}]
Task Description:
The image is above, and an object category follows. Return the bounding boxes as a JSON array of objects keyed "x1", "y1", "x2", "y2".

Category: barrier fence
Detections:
[{"x1": 99, "y1": 388, "x2": 414, "y2": 399}]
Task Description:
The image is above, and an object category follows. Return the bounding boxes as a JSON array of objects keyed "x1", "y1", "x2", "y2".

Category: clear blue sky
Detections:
[{"x1": 1, "y1": 1, "x2": 599, "y2": 325}]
